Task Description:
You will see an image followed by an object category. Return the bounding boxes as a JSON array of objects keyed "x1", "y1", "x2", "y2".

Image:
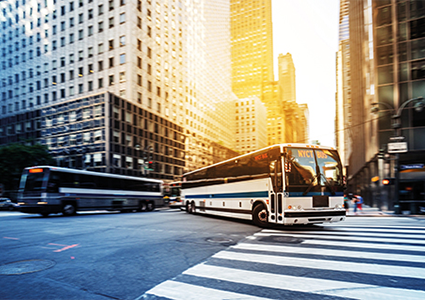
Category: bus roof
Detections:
[
  {"x1": 24, "y1": 166, "x2": 164, "y2": 184},
  {"x1": 182, "y1": 143, "x2": 337, "y2": 177}
]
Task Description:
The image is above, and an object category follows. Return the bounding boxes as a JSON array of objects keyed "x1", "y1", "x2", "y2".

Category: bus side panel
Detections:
[{"x1": 183, "y1": 178, "x2": 269, "y2": 220}]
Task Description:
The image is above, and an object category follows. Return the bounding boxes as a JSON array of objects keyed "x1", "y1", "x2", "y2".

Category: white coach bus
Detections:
[
  {"x1": 182, "y1": 144, "x2": 346, "y2": 227},
  {"x1": 18, "y1": 166, "x2": 163, "y2": 217}
]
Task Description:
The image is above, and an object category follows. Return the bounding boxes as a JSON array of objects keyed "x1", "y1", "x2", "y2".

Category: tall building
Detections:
[
  {"x1": 230, "y1": 0, "x2": 274, "y2": 101},
  {"x1": 335, "y1": 0, "x2": 352, "y2": 174},
  {"x1": 0, "y1": 0, "x2": 238, "y2": 180},
  {"x1": 235, "y1": 96, "x2": 267, "y2": 154},
  {"x1": 347, "y1": 0, "x2": 425, "y2": 211}
]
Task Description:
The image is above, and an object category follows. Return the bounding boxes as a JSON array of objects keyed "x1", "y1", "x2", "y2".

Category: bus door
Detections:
[{"x1": 269, "y1": 148, "x2": 284, "y2": 223}]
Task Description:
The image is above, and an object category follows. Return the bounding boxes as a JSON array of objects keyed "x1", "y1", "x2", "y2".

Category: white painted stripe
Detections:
[
  {"x1": 262, "y1": 226, "x2": 425, "y2": 234},
  {"x1": 262, "y1": 229, "x2": 425, "y2": 239},
  {"x1": 143, "y1": 280, "x2": 273, "y2": 300},
  {"x1": 213, "y1": 251, "x2": 425, "y2": 279},
  {"x1": 183, "y1": 264, "x2": 425, "y2": 300},
  {"x1": 321, "y1": 225, "x2": 425, "y2": 231},
  {"x1": 304, "y1": 237, "x2": 425, "y2": 252},
  {"x1": 232, "y1": 243, "x2": 425, "y2": 263},
  {"x1": 254, "y1": 232, "x2": 425, "y2": 245}
]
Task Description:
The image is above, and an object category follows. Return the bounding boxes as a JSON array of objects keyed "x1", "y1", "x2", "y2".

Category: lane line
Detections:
[
  {"x1": 232, "y1": 243, "x2": 425, "y2": 263},
  {"x1": 213, "y1": 251, "x2": 425, "y2": 279},
  {"x1": 183, "y1": 264, "x2": 425, "y2": 300},
  {"x1": 142, "y1": 280, "x2": 273, "y2": 300},
  {"x1": 255, "y1": 232, "x2": 425, "y2": 245}
]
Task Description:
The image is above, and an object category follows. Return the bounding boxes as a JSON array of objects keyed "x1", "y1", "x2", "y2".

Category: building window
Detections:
[
  {"x1": 137, "y1": 57, "x2": 142, "y2": 68},
  {"x1": 109, "y1": 17, "x2": 114, "y2": 28},
  {"x1": 137, "y1": 39, "x2": 142, "y2": 50},
  {"x1": 88, "y1": 81, "x2": 93, "y2": 91},
  {"x1": 109, "y1": 75, "x2": 114, "y2": 85},
  {"x1": 98, "y1": 60, "x2": 103, "y2": 71},
  {"x1": 98, "y1": 21, "x2": 104, "y2": 32},
  {"x1": 98, "y1": 78, "x2": 103, "y2": 88},
  {"x1": 119, "y1": 71, "x2": 125, "y2": 82},
  {"x1": 120, "y1": 13, "x2": 125, "y2": 24},
  {"x1": 120, "y1": 35, "x2": 125, "y2": 46},
  {"x1": 109, "y1": 39, "x2": 114, "y2": 50},
  {"x1": 137, "y1": 74, "x2": 142, "y2": 86},
  {"x1": 109, "y1": 57, "x2": 114, "y2": 68},
  {"x1": 137, "y1": 17, "x2": 141, "y2": 28},
  {"x1": 120, "y1": 53, "x2": 125, "y2": 64}
]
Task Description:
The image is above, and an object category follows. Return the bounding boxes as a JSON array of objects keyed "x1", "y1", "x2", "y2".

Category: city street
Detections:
[{"x1": 1, "y1": 209, "x2": 425, "y2": 299}]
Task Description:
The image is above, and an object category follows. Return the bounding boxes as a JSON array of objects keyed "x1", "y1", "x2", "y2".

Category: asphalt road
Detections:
[
  {"x1": 1, "y1": 209, "x2": 425, "y2": 300},
  {"x1": 0, "y1": 209, "x2": 260, "y2": 300}
]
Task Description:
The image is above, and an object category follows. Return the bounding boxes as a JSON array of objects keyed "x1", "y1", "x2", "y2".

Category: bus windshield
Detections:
[
  {"x1": 19, "y1": 169, "x2": 48, "y2": 192},
  {"x1": 285, "y1": 148, "x2": 343, "y2": 192}
]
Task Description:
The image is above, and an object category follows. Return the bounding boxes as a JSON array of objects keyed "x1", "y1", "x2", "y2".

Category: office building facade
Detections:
[
  {"x1": 0, "y1": 0, "x2": 238, "y2": 179},
  {"x1": 347, "y1": 0, "x2": 425, "y2": 211}
]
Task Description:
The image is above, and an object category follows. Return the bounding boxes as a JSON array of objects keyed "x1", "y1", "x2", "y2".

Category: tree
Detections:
[{"x1": 0, "y1": 143, "x2": 54, "y2": 193}]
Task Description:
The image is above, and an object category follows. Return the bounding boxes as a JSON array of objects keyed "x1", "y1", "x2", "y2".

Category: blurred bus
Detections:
[
  {"x1": 182, "y1": 144, "x2": 346, "y2": 227},
  {"x1": 163, "y1": 181, "x2": 182, "y2": 209},
  {"x1": 18, "y1": 166, "x2": 163, "y2": 217}
]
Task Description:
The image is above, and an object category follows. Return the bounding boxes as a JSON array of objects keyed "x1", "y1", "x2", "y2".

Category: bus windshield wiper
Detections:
[
  {"x1": 320, "y1": 173, "x2": 336, "y2": 196},
  {"x1": 302, "y1": 173, "x2": 319, "y2": 196}
]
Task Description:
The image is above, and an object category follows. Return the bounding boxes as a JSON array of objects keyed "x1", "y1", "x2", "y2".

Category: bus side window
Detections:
[{"x1": 47, "y1": 172, "x2": 60, "y2": 193}]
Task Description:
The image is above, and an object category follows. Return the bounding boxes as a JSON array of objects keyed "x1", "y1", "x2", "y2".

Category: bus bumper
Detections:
[
  {"x1": 19, "y1": 205, "x2": 62, "y2": 214},
  {"x1": 282, "y1": 210, "x2": 346, "y2": 225}
]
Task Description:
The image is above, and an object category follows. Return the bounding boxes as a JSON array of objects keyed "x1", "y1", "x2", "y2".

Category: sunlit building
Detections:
[
  {"x1": 277, "y1": 53, "x2": 308, "y2": 143},
  {"x1": 0, "y1": 0, "x2": 238, "y2": 180},
  {"x1": 347, "y1": 0, "x2": 425, "y2": 211},
  {"x1": 335, "y1": 0, "x2": 352, "y2": 175},
  {"x1": 235, "y1": 96, "x2": 267, "y2": 154},
  {"x1": 230, "y1": 0, "x2": 274, "y2": 101}
]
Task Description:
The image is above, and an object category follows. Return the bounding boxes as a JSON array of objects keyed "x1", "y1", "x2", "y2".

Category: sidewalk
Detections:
[{"x1": 346, "y1": 204, "x2": 425, "y2": 217}]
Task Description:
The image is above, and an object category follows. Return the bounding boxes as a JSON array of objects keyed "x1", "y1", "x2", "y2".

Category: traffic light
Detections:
[
  {"x1": 382, "y1": 178, "x2": 395, "y2": 185},
  {"x1": 147, "y1": 161, "x2": 154, "y2": 171}
]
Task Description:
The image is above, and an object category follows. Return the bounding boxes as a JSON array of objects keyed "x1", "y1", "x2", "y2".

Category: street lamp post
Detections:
[{"x1": 371, "y1": 96, "x2": 424, "y2": 214}]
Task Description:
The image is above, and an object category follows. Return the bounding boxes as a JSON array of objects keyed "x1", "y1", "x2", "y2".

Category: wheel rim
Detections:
[
  {"x1": 64, "y1": 204, "x2": 75, "y2": 215},
  {"x1": 258, "y1": 209, "x2": 267, "y2": 222}
]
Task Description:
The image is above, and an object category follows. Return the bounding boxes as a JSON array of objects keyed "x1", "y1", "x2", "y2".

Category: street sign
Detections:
[{"x1": 388, "y1": 142, "x2": 408, "y2": 153}]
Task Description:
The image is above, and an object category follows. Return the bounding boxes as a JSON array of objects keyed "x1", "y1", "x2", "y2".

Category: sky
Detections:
[{"x1": 272, "y1": 0, "x2": 340, "y2": 147}]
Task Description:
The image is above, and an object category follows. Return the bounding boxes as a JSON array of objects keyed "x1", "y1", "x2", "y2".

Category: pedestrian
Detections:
[
  {"x1": 352, "y1": 196, "x2": 358, "y2": 214},
  {"x1": 343, "y1": 194, "x2": 350, "y2": 213},
  {"x1": 355, "y1": 194, "x2": 363, "y2": 213}
]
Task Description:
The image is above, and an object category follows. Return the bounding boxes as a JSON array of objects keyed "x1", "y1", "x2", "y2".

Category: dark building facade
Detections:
[
  {"x1": 0, "y1": 92, "x2": 185, "y2": 181},
  {"x1": 347, "y1": 0, "x2": 425, "y2": 212}
]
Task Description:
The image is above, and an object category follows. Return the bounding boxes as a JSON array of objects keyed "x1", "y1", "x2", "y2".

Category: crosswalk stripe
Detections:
[
  {"x1": 232, "y1": 242, "x2": 425, "y2": 263},
  {"x1": 143, "y1": 280, "x2": 273, "y2": 300},
  {"x1": 263, "y1": 229, "x2": 425, "y2": 238},
  {"x1": 212, "y1": 250, "x2": 425, "y2": 279},
  {"x1": 320, "y1": 225, "x2": 425, "y2": 232},
  {"x1": 254, "y1": 232, "x2": 425, "y2": 245},
  {"x1": 182, "y1": 264, "x2": 425, "y2": 300},
  {"x1": 304, "y1": 238, "x2": 425, "y2": 252},
  {"x1": 142, "y1": 223, "x2": 425, "y2": 300}
]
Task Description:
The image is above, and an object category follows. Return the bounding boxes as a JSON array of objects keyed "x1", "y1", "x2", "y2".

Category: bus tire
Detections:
[
  {"x1": 62, "y1": 202, "x2": 77, "y2": 216},
  {"x1": 185, "y1": 202, "x2": 191, "y2": 213},
  {"x1": 252, "y1": 204, "x2": 269, "y2": 228},
  {"x1": 147, "y1": 201, "x2": 155, "y2": 211},
  {"x1": 139, "y1": 201, "x2": 147, "y2": 212},
  {"x1": 190, "y1": 201, "x2": 196, "y2": 214}
]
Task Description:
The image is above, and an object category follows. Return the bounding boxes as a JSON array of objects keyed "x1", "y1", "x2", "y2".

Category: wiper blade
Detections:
[
  {"x1": 302, "y1": 173, "x2": 319, "y2": 196},
  {"x1": 320, "y1": 173, "x2": 336, "y2": 196}
]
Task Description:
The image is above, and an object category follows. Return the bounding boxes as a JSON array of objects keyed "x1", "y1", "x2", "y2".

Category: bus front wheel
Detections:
[
  {"x1": 252, "y1": 204, "x2": 269, "y2": 228},
  {"x1": 62, "y1": 203, "x2": 77, "y2": 216},
  {"x1": 147, "y1": 201, "x2": 155, "y2": 211}
]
